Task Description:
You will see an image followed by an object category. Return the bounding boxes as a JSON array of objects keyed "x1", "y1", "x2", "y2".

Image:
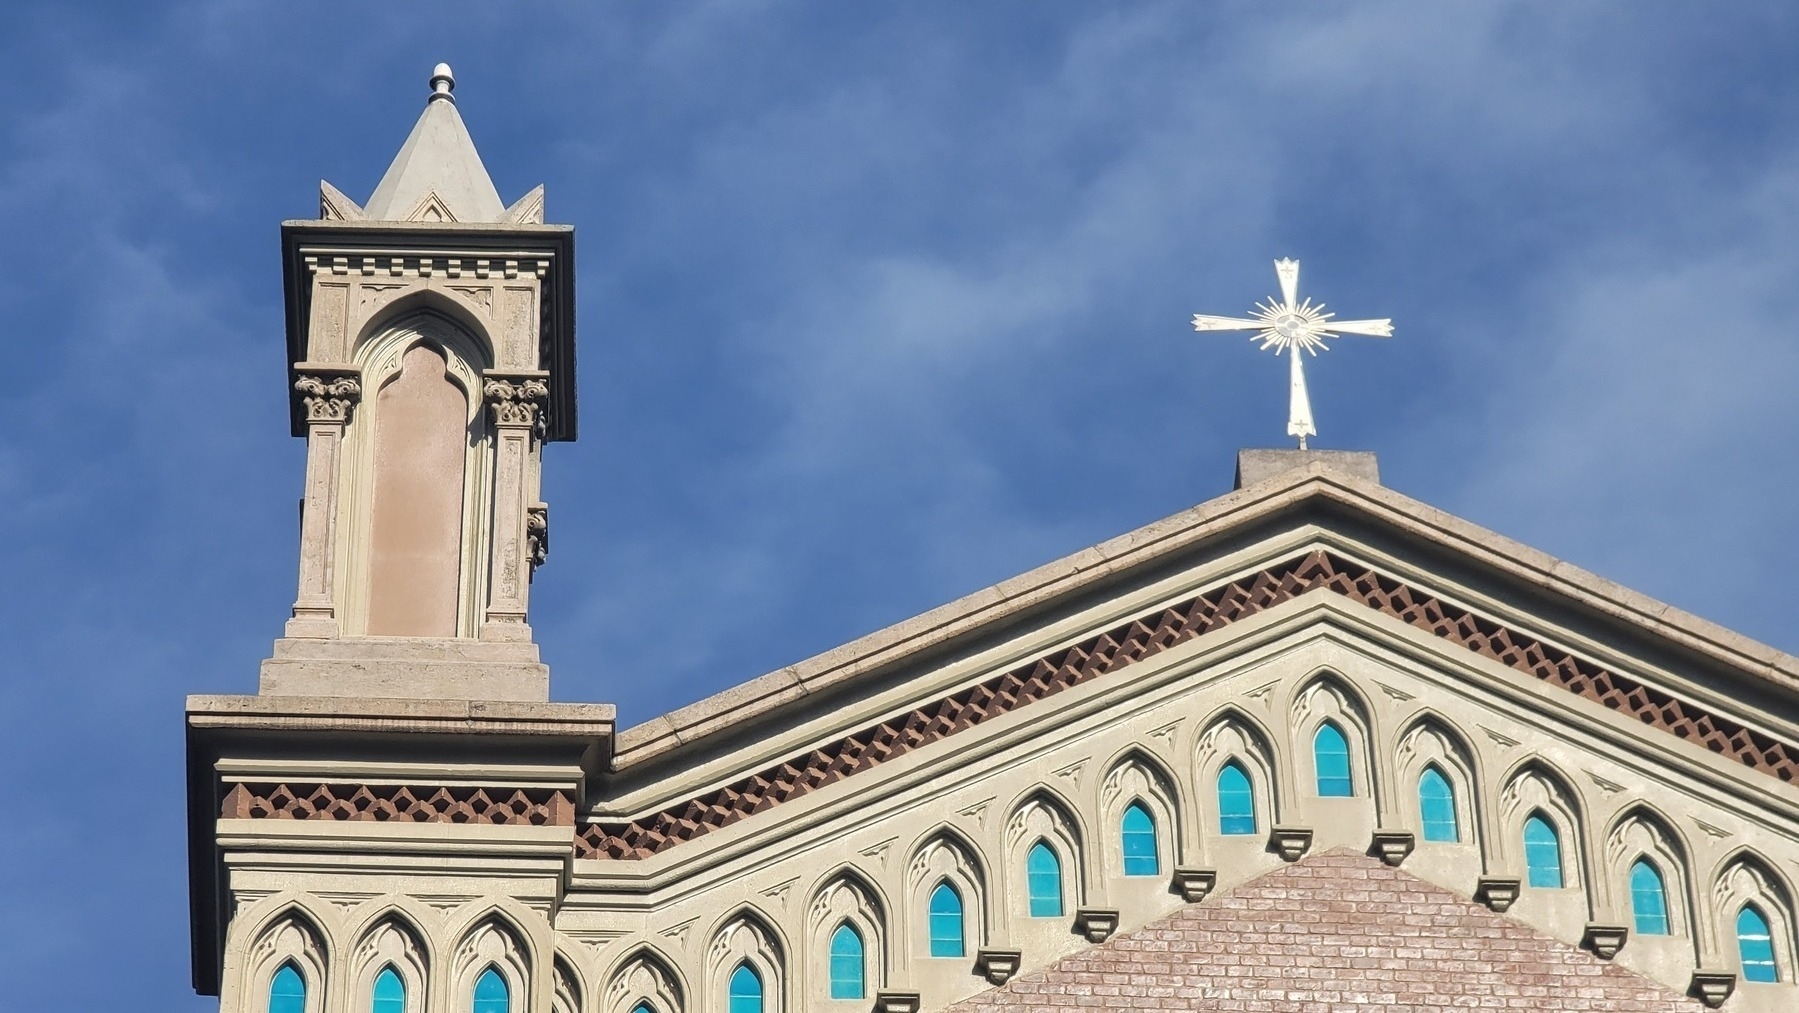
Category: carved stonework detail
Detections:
[
  {"x1": 1073, "y1": 908, "x2": 1119, "y2": 943},
  {"x1": 1581, "y1": 923, "x2": 1628, "y2": 960},
  {"x1": 873, "y1": 993, "x2": 921, "y2": 1013},
  {"x1": 527, "y1": 503, "x2": 549, "y2": 571},
  {"x1": 1170, "y1": 867, "x2": 1217, "y2": 903},
  {"x1": 1688, "y1": 970, "x2": 1735, "y2": 1008},
  {"x1": 573, "y1": 550, "x2": 1799, "y2": 861},
  {"x1": 1369, "y1": 830, "x2": 1416, "y2": 867},
  {"x1": 294, "y1": 373, "x2": 361, "y2": 423},
  {"x1": 1474, "y1": 877, "x2": 1521, "y2": 913},
  {"x1": 484, "y1": 374, "x2": 550, "y2": 433},
  {"x1": 1269, "y1": 826, "x2": 1313, "y2": 862},
  {"x1": 973, "y1": 949, "x2": 1021, "y2": 985}
]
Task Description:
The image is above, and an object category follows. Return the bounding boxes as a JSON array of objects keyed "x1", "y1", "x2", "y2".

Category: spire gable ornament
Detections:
[{"x1": 1191, "y1": 259, "x2": 1392, "y2": 449}]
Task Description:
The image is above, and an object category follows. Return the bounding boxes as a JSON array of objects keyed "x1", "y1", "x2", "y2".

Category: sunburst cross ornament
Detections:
[{"x1": 1191, "y1": 258, "x2": 1393, "y2": 450}]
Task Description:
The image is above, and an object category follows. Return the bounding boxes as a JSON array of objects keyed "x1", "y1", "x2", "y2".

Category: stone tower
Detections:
[
  {"x1": 185, "y1": 67, "x2": 613, "y2": 1012},
  {"x1": 273, "y1": 63, "x2": 575, "y2": 701}
]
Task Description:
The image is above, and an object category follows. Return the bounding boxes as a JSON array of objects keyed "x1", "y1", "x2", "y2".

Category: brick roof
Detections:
[{"x1": 943, "y1": 849, "x2": 1701, "y2": 1012}]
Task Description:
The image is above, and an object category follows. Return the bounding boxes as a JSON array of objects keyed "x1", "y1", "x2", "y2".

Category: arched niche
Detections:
[
  {"x1": 1290, "y1": 674, "x2": 1377, "y2": 802},
  {"x1": 1603, "y1": 807, "x2": 1694, "y2": 939},
  {"x1": 905, "y1": 830, "x2": 987, "y2": 962},
  {"x1": 707, "y1": 911, "x2": 784, "y2": 1013},
  {"x1": 807, "y1": 870, "x2": 887, "y2": 1001},
  {"x1": 1002, "y1": 789, "x2": 1085, "y2": 920},
  {"x1": 242, "y1": 907, "x2": 330, "y2": 1013},
  {"x1": 1194, "y1": 710, "x2": 1282, "y2": 843},
  {"x1": 1710, "y1": 853, "x2": 1797, "y2": 985},
  {"x1": 1098, "y1": 749, "x2": 1183, "y2": 878},
  {"x1": 450, "y1": 917, "x2": 531, "y2": 1013},
  {"x1": 603, "y1": 948, "x2": 684, "y2": 1013},
  {"x1": 338, "y1": 310, "x2": 493, "y2": 637},
  {"x1": 349, "y1": 915, "x2": 429, "y2": 1013}
]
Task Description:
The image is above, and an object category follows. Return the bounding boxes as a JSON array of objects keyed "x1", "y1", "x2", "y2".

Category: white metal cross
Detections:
[{"x1": 1191, "y1": 258, "x2": 1393, "y2": 449}]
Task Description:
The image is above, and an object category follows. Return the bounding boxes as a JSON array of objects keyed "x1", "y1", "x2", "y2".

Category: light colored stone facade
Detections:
[{"x1": 187, "y1": 69, "x2": 1799, "y2": 1013}]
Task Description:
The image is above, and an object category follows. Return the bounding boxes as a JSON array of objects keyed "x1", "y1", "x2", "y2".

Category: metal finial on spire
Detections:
[
  {"x1": 1191, "y1": 259, "x2": 1393, "y2": 450},
  {"x1": 429, "y1": 63, "x2": 456, "y2": 104}
]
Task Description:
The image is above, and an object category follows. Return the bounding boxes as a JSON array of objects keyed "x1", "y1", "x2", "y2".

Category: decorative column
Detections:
[
  {"x1": 285, "y1": 366, "x2": 361, "y2": 638},
  {"x1": 481, "y1": 372, "x2": 549, "y2": 641}
]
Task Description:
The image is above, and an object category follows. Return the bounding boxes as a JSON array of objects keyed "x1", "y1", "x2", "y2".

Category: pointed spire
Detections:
[{"x1": 361, "y1": 63, "x2": 507, "y2": 223}]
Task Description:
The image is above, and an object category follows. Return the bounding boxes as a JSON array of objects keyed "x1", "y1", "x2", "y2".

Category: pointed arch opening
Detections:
[
  {"x1": 1312, "y1": 721, "x2": 1353, "y2": 797},
  {"x1": 1418, "y1": 765, "x2": 1459, "y2": 842},
  {"x1": 928, "y1": 882, "x2": 964, "y2": 957},
  {"x1": 828, "y1": 922, "x2": 865, "y2": 999},
  {"x1": 1216, "y1": 761, "x2": 1257, "y2": 836},
  {"x1": 1121, "y1": 802, "x2": 1159, "y2": 876},
  {"x1": 269, "y1": 962, "x2": 307, "y2": 1013},
  {"x1": 472, "y1": 967, "x2": 509, "y2": 1013},
  {"x1": 1026, "y1": 840, "x2": 1064, "y2": 917},
  {"x1": 1523, "y1": 813, "x2": 1564, "y2": 889},
  {"x1": 728, "y1": 963, "x2": 763, "y2": 1013}
]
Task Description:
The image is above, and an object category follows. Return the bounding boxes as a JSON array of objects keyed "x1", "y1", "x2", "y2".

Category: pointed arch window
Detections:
[
  {"x1": 1217, "y1": 761, "x2": 1257, "y2": 836},
  {"x1": 829, "y1": 922, "x2": 865, "y2": 999},
  {"x1": 928, "y1": 882, "x2": 965, "y2": 957},
  {"x1": 1418, "y1": 767, "x2": 1459, "y2": 842},
  {"x1": 1313, "y1": 722, "x2": 1353, "y2": 796},
  {"x1": 630, "y1": 1004, "x2": 656, "y2": 1013},
  {"x1": 1026, "y1": 841, "x2": 1063, "y2": 917},
  {"x1": 472, "y1": 967, "x2": 508, "y2": 1013},
  {"x1": 1738, "y1": 905, "x2": 1779, "y2": 983},
  {"x1": 1121, "y1": 802, "x2": 1159, "y2": 876},
  {"x1": 1629, "y1": 859, "x2": 1670, "y2": 936},
  {"x1": 372, "y1": 966, "x2": 405, "y2": 1013},
  {"x1": 269, "y1": 962, "x2": 306, "y2": 1013},
  {"x1": 728, "y1": 963, "x2": 763, "y2": 1013},
  {"x1": 1523, "y1": 814, "x2": 1564, "y2": 888}
]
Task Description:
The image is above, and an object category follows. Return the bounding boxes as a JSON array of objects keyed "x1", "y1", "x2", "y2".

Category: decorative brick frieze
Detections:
[
  {"x1": 574, "y1": 550, "x2": 1799, "y2": 860},
  {"x1": 220, "y1": 783, "x2": 575, "y2": 826}
]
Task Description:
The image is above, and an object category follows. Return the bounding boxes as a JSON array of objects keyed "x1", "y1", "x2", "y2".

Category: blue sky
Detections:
[{"x1": 3, "y1": 3, "x2": 1799, "y2": 1008}]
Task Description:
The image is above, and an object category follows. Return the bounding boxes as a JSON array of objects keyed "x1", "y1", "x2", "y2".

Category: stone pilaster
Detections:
[
  {"x1": 285, "y1": 366, "x2": 361, "y2": 638},
  {"x1": 481, "y1": 372, "x2": 549, "y2": 641}
]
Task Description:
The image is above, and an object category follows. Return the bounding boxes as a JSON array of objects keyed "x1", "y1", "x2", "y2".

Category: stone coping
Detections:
[
  {"x1": 186, "y1": 693, "x2": 614, "y2": 737},
  {"x1": 614, "y1": 459, "x2": 1799, "y2": 768}
]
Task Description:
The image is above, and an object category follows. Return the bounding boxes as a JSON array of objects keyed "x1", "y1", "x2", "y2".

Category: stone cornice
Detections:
[{"x1": 574, "y1": 550, "x2": 1799, "y2": 860}]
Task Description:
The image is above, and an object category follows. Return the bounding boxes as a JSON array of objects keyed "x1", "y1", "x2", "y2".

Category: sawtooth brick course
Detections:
[{"x1": 943, "y1": 849, "x2": 1701, "y2": 1011}]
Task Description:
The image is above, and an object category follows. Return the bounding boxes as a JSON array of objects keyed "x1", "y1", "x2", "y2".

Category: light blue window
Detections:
[
  {"x1": 269, "y1": 962, "x2": 306, "y2": 1013},
  {"x1": 372, "y1": 966, "x2": 405, "y2": 1013},
  {"x1": 829, "y1": 922, "x2": 865, "y2": 999},
  {"x1": 1523, "y1": 814, "x2": 1564, "y2": 888},
  {"x1": 1418, "y1": 767, "x2": 1459, "y2": 843},
  {"x1": 1121, "y1": 802, "x2": 1159, "y2": 876},
  {"x1": 1026, "y1": 841, "x2": 1063, "y2": 917},
  {"x1": 1738, "y1": 905, "x2": 1779, "y2": 983},
  {"x1": 630, "y1": 1004, "x2": 655, "y2": 1013},
  {"x1": 472, "y1": 968, "x2": 508, "y2": 1013},
  {"x1": 1630, "y1": 859, "x2": 1670, "y2": 936},
  {"x1": 1217, "y1": 761, "x2": 1257, "y2": 836},
  {"x1": 728, "y1": 963, "x2": 763, "y2": 1013},
  {"x1": 1313, "y1": 722, "x2": 1353, "y2": 796},
  {"x1": 928, "y1": 881, "x2": 964, "y2": 957}
]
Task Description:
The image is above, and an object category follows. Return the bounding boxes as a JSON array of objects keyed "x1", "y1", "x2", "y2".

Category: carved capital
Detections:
[
  {"x1": 1073, "y1": 907, "x2": 1119, "y2": 943},
  {"x1": 1268, "y1": 825, "x2": 1314, "y2": 862},
  {"x1": 1688, "y1": 970, "x2": 1735, "y2": 1008},
  {"x1": 526, "y1": 502, "x2": 549, "y2": 572},
  {"x1": 1170, "y1": 867, "x2": 1218, "y2": 904},
  {"x1": 294, "y1": 372, "x2": 361, "y2": 423},
  {"x1": 483, "y1": 373, "x2": 550, "y2": 433},
  {"x1": 1369, "y1": 830, "x2": 1416, "y2": 867}
]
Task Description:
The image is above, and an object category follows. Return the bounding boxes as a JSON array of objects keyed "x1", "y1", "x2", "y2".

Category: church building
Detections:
[{"x1": 185, "y1": 67, "x2": 1799, "y2": 1013}]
